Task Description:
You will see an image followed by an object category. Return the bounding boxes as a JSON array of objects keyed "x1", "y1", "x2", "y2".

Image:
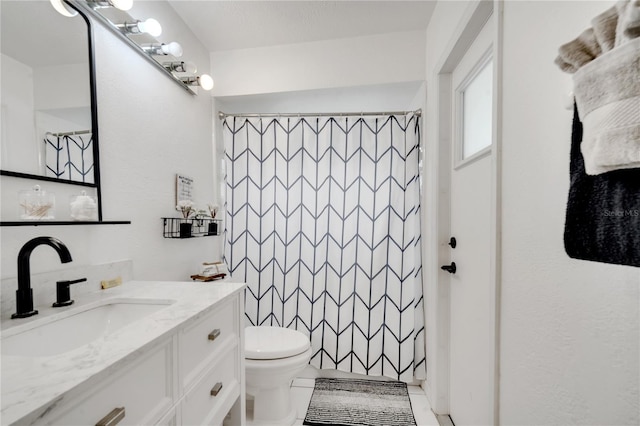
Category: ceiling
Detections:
[
  {"x1": 167, "y1": 1, "x2": 437, "y2": 52},
  {"x1": 1, "y1": 1, "x2": 436, "y2": 67}
]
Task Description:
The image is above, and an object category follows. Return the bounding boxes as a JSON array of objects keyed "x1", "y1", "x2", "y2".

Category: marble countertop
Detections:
[{"x1": 0, "y1": 280, "x2": 245, "y2": 425}]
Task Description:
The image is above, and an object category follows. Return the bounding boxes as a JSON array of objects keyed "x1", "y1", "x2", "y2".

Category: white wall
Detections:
[
  {"x1": 425, "y1": 1, "x2": 639, "y2": 424},
  {"x1": 499, "y1": 1, "x2": 638, "y2": 424},
  {"x1": 210, "y1": 30, "x2": 426, "y2": 97},
  {"x1": 1, "y1": 3, "x2": 220, "y2": 289},
  {"x1": 216, "y1": 81, "x2": 424, "y2": 114}
]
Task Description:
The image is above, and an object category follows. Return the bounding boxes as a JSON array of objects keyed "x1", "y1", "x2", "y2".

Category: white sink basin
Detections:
[{"x1": 1, "y1": 298, "x2": 174, "y2": 357}]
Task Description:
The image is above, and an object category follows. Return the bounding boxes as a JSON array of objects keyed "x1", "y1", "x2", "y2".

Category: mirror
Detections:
[{"x1": 0, "y1": 0, "x2": 98, "y2": 185}]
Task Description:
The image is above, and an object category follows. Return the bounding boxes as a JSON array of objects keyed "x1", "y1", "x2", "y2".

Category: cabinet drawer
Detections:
[
  {"x1": 181, "y1": 347, "x2": 239, "y2": 426},
  {"x1": 156, "y1": 407, "x2": 178, "y2": 426},
  {"x1": 179, "y1": 296, "x2": 238, "y2": 389},
  {"x1": 46, "y1": 340, "x2": 174, "y2": 426}
]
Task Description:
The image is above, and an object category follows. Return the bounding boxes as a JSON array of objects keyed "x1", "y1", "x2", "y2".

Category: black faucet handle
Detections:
[
  {"x1": 52, "y1": 277, "x2": 87, "y2": 307},
  {"x1": 63, "y1": 278, "x2": 87, "y2": 286}
]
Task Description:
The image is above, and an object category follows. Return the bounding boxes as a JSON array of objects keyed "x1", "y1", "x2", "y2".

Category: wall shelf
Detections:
[
  {"x1": 0, "y1": 221, "x2": 131, "y2": 227},
  {"x1": 163, "y1": 217, "x2": 221, "y2": 239}
]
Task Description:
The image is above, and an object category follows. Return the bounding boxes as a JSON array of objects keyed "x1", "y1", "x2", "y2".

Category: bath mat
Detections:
[{"x1": 303, "y1": 378, "x2": 416, "y2": 426}]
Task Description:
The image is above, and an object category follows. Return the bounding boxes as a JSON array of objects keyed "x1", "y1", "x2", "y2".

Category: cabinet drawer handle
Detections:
[
  {"x1": 208, "y1": 329, "x2": 221, "y2": 341},
  {"x1": 210, "y1": 382, "x2": 223, "y2": 396},
  {"x1": 96, "y1": 407, "x2": 125, "y2": 426}
]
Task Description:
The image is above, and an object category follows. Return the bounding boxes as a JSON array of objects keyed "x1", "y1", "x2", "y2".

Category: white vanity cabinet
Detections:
[
  {"x1": 178, "y1": 290, "x2": 244, "y2": 426},
  {"x1": 9, "y1": 285, "x2": 245, "y2": 426}
]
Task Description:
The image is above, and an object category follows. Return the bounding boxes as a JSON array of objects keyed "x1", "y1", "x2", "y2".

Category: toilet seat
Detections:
[{"x1": 245, "y1": 326, "x2": 310, "y2": 360}]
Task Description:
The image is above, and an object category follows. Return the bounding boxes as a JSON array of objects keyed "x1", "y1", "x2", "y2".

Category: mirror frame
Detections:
[{"x1": 0, "y1": 0, "x2": 103, "y2": 221}]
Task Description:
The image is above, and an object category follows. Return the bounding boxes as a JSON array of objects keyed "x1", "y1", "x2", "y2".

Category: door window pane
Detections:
[{"x1": 462, "y1": 59, "x2": 493, "y2": 159}]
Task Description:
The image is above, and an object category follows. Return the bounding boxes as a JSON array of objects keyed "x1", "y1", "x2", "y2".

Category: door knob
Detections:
[{"x1": 441, "y1": 262, "x2": 456, "y2": 274}]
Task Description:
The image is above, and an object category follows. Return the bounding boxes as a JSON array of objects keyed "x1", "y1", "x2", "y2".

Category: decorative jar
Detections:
[{"x1": 18, "y1": 185, "x2": 55, "y2": 220}]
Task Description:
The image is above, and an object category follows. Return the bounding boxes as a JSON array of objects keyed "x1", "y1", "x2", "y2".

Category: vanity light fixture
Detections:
[
  {"x1": 50, "y1": 0, "x2": 78, "y2": 17},
  {"x1": 142, "y1": 42, "x2": 183, "y2": 57},
  {"x1": 164, "y1": 61, "x2": 197, "y2": 74},
  {"x1": 86, "y1": 0, "x2": 133, "y2": 11},
  {"x1": 117, "y1": 18, "x2": 162, "y2": 37},
  {"x1": 180, "y1": 74, "x2": 214, "y2": 91}
]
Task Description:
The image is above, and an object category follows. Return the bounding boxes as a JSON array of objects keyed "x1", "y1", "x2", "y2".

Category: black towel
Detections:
[{"x1": 564, "y1": 104, "x2": 640, "y2": 267}]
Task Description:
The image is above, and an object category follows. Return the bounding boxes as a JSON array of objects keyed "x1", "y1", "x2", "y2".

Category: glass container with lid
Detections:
[{"x1": 18, "y1": 185, "x2": 55, "y2": 220}]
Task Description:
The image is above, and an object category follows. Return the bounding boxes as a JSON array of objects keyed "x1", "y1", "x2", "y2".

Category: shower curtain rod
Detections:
[
  {"x1": 45, "y1": 129, "x2": 92, "y2": 137},
  {"x1": 217, "y1": 109, "x2": 422, "y2": 120}
]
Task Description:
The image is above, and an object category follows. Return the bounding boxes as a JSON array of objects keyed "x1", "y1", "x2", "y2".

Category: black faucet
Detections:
[{"x1": 13, "y1": 236, "x2": 72, "y2": 319}]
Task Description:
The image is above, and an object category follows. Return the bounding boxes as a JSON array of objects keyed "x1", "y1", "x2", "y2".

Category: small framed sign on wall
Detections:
[{"x1": 176, "y1": 174, "x2": 194, "y2": 204}]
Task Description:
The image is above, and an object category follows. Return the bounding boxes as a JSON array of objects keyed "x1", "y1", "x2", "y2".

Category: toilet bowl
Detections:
[{"x1": 245, "y1": 326, "x2": 311, "y2": 425}]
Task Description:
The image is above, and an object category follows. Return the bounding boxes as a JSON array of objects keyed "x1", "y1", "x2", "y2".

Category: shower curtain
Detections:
[
  {"x1": 44, "y1": 133, "x2": 94, "y2": 183},
  {"x1": 223, "y1": 113, "x2": 425, "y2": 382}
]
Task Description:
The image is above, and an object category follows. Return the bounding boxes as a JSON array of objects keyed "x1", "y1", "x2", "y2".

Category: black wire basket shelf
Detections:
[{"x1": 162, "y1": 217, "x2": 222, "y2": 239}]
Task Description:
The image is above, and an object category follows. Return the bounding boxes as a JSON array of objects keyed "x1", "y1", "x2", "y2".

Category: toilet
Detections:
[{"x1": 244, "y1": 326, "x2": 312, "y2": 425}]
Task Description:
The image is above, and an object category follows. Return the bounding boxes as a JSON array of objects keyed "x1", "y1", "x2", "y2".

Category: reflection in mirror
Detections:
[{"x1": 1, "y1": 0, "x2": 95, "y2": 184}]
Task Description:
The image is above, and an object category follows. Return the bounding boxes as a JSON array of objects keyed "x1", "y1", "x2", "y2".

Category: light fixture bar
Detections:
[
  {"x1": 164, "y1": 61, "x2": 197, "y2": 73},
  {"x1": 86, "y1": 0, "x2": 132, "y2": 11},
  {"x1": 67, "y1": 0, "x2": 199, "y2": 95}
]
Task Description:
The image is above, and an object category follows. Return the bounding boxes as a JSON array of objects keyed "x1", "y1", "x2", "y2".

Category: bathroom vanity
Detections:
[{"x1": 0, "y1": 280, "x2": 246, "y2": 426}]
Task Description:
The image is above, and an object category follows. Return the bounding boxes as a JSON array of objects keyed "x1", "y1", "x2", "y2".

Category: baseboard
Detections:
[
  {"x1": 296, "y1": 365, "x2": 422, "y2": 385},
  {"x1": 436, "y1": 414, "x2": 455, "y2": 426}
]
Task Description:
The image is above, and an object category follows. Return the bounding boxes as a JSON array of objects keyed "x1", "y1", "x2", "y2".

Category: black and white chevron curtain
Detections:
[
  {"x1": 44, "y1": 133, "x2": 94, "y2": 183},
  {"x1": 223, "y1": 113, "x2": 426, "y2": 382}
]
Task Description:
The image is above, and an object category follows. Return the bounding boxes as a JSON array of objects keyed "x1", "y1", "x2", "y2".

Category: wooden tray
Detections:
[{"x1": 190, "y1": 273, "x2": 227, "y2": 282}]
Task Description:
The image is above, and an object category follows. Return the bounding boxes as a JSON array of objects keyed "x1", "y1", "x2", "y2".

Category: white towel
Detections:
[
  {"x1": 616, "y1": 0, "x2": 640, "y2": 45},
  {"x1": 201, "y1": 262, "x2": 228, "y2": 277},
  {"x1": 574, "y1": 38, "x2": 640, "y2": 175},
  {"x1": 555, "y1": 5, "x2": 617, "y2": 73},
  {"x1": 556, "y1": 1, "x2": 640, "y2": 175}
]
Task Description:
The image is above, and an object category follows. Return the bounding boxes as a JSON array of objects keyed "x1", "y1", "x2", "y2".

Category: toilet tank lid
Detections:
[{"x1": 245, "y1": 326, "x2": 310, "y2": 360}]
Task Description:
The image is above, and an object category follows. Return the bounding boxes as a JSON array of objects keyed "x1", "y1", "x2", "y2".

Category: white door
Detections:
[{"x1": 447, "y1": 14, "x2": 495, "y2": 426}]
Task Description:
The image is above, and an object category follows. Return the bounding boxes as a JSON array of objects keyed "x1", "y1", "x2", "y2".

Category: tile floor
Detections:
[{"x1": 289, "y1": 377, "x2": 440, "y2": 426}]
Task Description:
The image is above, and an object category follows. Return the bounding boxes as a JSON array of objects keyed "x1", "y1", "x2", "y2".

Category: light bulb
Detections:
[
  {"x1": 137, "y1": 18, "x2": 162, "y2": 37},
  {"x1": 198, "y1": 74, "x2": 214, "y2": 91},
  {"x1": 182, "y1": 62, "x2": 197, "y2": 74},
  {"x1": 110, "y1": 0, "x2": 133, "y2": 11},
  {"x1": 50, "y1": 0, "x2": 78, "y2": 17},
  {"x1": 161, "y1": 42, "x2": 183, "y2": 58}
]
